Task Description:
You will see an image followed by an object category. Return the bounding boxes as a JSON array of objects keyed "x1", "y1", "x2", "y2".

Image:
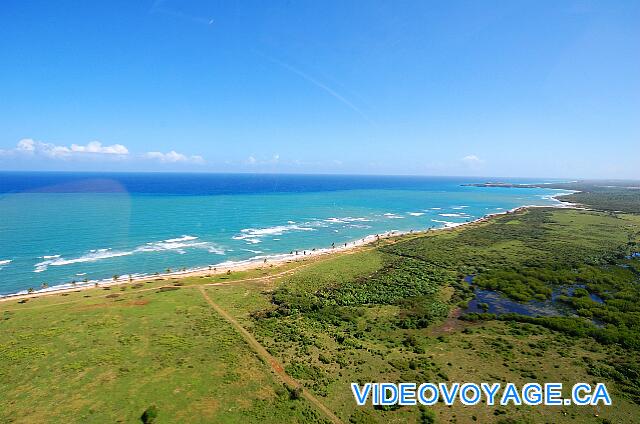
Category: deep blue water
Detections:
[
  {"x1": 0, "y1": 172, "x2": 559, "y2": 195},
  {"x1": 0, "y1": 172, "x2": 571, "y2": 296}
]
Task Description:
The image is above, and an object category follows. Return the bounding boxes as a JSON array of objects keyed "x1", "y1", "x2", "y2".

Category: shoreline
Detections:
[{"x1": 0, "y1": 191, "x2": 577, "y2": 303}]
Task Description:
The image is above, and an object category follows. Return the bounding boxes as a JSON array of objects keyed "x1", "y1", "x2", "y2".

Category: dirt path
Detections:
[{"x1": 197, "y1": 286, "x2": 343, "y2": 424}]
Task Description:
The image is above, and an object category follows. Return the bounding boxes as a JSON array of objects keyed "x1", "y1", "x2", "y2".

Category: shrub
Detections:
[{"x1": 140, "y1": 405, "x2": 158, "y2": 423}]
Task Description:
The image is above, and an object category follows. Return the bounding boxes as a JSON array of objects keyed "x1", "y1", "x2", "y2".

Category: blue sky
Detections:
[{"x1": 0, "y1": 0, "x2": 638, "y2": 178}]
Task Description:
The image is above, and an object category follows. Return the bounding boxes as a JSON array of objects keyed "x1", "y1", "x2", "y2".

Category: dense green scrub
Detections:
[
  {"x1": 250, "y1": 250, "x2": 458, "y2": 422},
  {"x1": 401, "y1": 208, "x2": 640, "y2": 397},
  {"x1": 251, "y1": 206, "x2": 640, "y2": 422},
  {"x1": 270, "y1": 256, "x2": 453, "y2": 325}
]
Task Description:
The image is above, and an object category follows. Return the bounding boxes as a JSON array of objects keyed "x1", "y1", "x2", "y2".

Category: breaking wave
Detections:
[
  {"x1": 439, "y1": 213, "x2": 471, "y2": 218},
  {"x1": 431, "y1": 219, "x2": 463, "y2": 228},
  {"x1": 383, "y1": 213, "x2": 404, "y2": 219},
  {"x1": 33, "y1": 235, "x2": 225, "y2": 273},
  {"x1": 233, "y1": 224, "x2": 316, "y2": 244},
  {"x1": 232, "y1": 216, "x2": 373, "y2": 244}
]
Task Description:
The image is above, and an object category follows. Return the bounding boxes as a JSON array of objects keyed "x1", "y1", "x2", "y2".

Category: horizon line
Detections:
[{"x1": 1, "y1": 169, "x2": 631, "y2": 182}]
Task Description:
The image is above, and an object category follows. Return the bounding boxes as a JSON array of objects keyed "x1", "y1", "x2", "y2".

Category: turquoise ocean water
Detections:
[{"x1": 0, "y1": 173, "x2": 571, "y2": 296}]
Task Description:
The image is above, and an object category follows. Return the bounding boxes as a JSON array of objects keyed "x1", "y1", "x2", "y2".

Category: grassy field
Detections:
[
  {"x1": 2, "y1": 205, "x2": 640, "y2": 423},
  {"x1": 0, "y1": 269, "x2": 329, "y2": 423}
]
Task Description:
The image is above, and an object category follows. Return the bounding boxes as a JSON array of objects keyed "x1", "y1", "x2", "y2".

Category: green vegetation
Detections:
[
  {"x1": 549, "y1": 180, "x2": 640, "y2": 214},
  {"x1": 141, "y1": 405, "x2": 159, "y2": 424},
  {"x1": 242, "y1": 207, "x2": 640, "y2": 422},
  {"x1": 0, "y1": 273, "x2": 326, "y2": 423},
  {"x1": 562, "y1": 189, "x2": 640, "y2": 214},
  {"x1": 467, "y1": 180, "x2": 640, "y2": 214},
  {"x1": 2, "y1": 185, "x2": 640, "y2": 422},
  {"x1": 269, "y1": 256, "x2": 453, "y2": 327}
]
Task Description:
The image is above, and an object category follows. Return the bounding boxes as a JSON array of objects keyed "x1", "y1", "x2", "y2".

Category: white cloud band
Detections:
[
  {"x1": 145, "y1": 150, "x2": 204, "y2": 164},
  {"x1": 3, "y1": 138, "x2": 129, "y2": 159},
  {"x1": 1, "y1": 138, "x2": 205, "y2": 165}
]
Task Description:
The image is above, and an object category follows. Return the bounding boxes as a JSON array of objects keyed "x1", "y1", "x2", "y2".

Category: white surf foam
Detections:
[
  {"x1": 239, "y1": 238, "x2": 262, "y2": 244},
  {"x1": 431, "y1": 219, "x2": 463, "y2": 228},
  {"x1": 163, "y1": 235, "x2": 198, "y2": 243},
  {"x1": 233, "y1": 223, "x2": 316, "y2": 244},
  {"x1": 33, "y1": 235, "x2": 226, "y2": 272},
  {"x1": 34, "y1": 249, "x2": 131, "y2": 272},
  {"x1": 346, "y1": 224, "x2": 371, "y2": 229},
  {"x1": 383, "y1": 213, "x2": 404, "y2": 219},
  {"x1": 0, "y1": 259, "x2": 11, "y2": 270},
  {"x1": 242, "y1": 249, "x2": 263, "y2": 254},
  {"x1": 137, "y1": 235, "x2": 224, "y2": 255},
  {"x1": 407, "y1": 212, "x2": 425, "y2": 216},
  {"x1": 325, "y1": 217, "x2": 371, "y2": 224}
]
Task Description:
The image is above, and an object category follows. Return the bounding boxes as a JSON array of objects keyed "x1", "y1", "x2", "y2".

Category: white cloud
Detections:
[
  {"x1": 1, "y1": 138, "x2": 129, "y2": 159},
  {"x1": 70, "y1": 141, "x2": 129, "y2": 155},
  {"x1": 461, "y1": 155, "x2": 484, "y2": 166},
  {"x1": 145, "y1": 150, "x2": 205, "y2": 164},
  {"x1": 1, "y1": 138, "x2": 205, "y2": 166},
  {"x1": 17, "y1": 139, "x2": 36, "y2": 152},
  {"x1": 245, "y1": 154, "x2": 280, "y2": 165}
]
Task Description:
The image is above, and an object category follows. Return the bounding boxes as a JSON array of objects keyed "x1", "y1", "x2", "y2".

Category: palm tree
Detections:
[
  {"x1": 112, "y1": 274, "x2": 119, "y2": 281},
  {"x1": 27, "y1": 287, "x2": 34, "y2": 294},
  {"x1": 41, "y1": 282, "x2": 48, "y2": 289}
]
